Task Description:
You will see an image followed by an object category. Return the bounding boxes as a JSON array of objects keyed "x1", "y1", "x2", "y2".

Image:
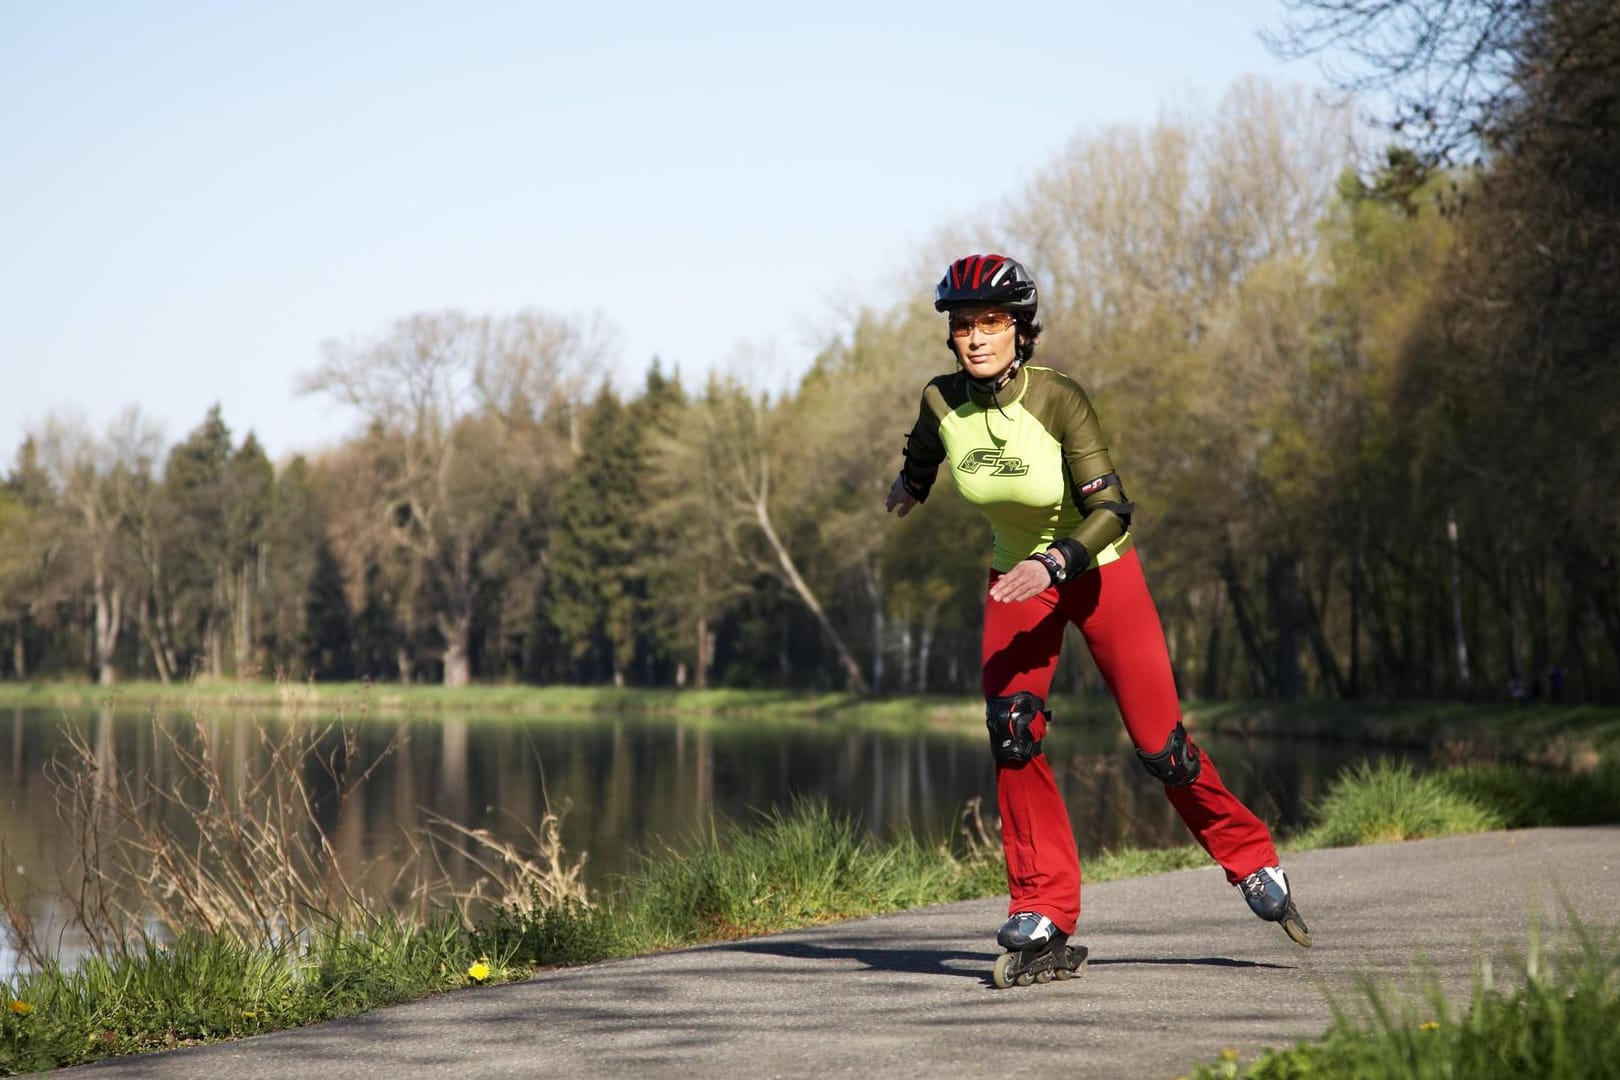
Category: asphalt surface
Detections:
[{"x1": 66, "y1": 826, "x2": 1620, "y2": 1079}]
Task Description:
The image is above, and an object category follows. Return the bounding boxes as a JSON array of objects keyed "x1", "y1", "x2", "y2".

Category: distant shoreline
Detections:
[{"x1": 1, "y1": 682, "x2": 1615, "y2": 767}]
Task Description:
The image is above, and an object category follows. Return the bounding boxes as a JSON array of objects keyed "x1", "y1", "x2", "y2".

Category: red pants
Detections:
[{"x1": 983, "y1": 547, "x2": 1278, "y2": 934}]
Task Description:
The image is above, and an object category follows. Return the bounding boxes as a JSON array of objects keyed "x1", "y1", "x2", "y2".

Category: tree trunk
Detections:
[
  {"x1": 440, "y1": 612, "x2": 472, "y2": 687},
  {"x1": 396, "y1": 645, "x2": 414, "y2": 686},
  {"x1": 157, "y1": 603, "x2": 180, "y2": 683},
  {"x1": 1266, "y1": 552, "x2": 1303, "y2": 701},
  {"x1": 440, "y1": 539, "x2": 475, "y2": 687},
  {"x1": 862, "y1": 559, "x2": 884, "y2": 694},
  {"x1": 93, "y1": 569, "x2": 122, "y2": 686},
  {"x1": 751, "y1": 483, "x2": 868, "y2": 693},
  {"x1": 1219, "y1": 553, "x2": 1272, "y2": 696},
  {"x1": 1446, "y1": 508, "x2": 1472, "y2": 689},
  {"x1": 898, "y1": 621, "x2": 912, "y2": 693},
  {"x1": 917, "y1": 619, "x2": 933, "y2": 695},
  {"x1": 1348, "y1": 554, "x2": 1362, "y2": 698},
  {"x1": 135, "y1": 595, "x2": 174, "y2": 684},
  {"x1": 205, "y1": 573, "x2": 225, "y2": 679},
  {"x1": 234, "y1": 559, "x2": 254, "y2": 679},
  {"x1": 695, "y1": 614, "x2": 712, "y2": 689},
  {"x1": 1300, "y1": 569, "x2": 1347, "y2": 698},
  {"x1": 12, "y1": 626, "x2": 26, "y2": 680},
  {"x1": 1364, "y1": 561, "x2": 1404, "y2": 694},
  {"x1": 1199, "y1": 586, "x2": 1226, "y2": 700}
]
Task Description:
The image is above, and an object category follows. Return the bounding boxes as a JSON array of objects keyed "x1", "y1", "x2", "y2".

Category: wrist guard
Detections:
[
  {"x1": 1029, "y1": 551, "x2": 1064, "y2": 585},
  {"x1": 1048, "y1": 538, "x2": 1087, "y2": 580}
]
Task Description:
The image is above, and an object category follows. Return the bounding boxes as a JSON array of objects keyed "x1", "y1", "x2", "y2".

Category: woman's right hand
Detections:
[{"x1": 884, "y1": 473, "x2": 918, "y2": 518}]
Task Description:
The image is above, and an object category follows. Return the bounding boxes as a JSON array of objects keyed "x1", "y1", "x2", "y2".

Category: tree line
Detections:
[{"x1": 2, "y1": 3, "x2": 1615, "y2": 701}]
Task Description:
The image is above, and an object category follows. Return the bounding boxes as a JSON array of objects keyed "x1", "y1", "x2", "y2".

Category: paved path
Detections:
[{"x1": 68, "y1": 827, "x2": 1620, "y2": 1079}]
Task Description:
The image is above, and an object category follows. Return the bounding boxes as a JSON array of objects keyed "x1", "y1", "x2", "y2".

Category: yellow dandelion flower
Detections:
[
  {"x1": 1220, "y1": 1048, "x2": 1239, "y2": 1062},
  {"x1": 7, "y1": 1000, "x2": 32, "y2": 1016},
  {"x1": 1419, "y1": 1021, "x2": 1440, "y2": 1031},
  {"x1": 467, "y1": 959, "x2": 491, "y2": 983}
]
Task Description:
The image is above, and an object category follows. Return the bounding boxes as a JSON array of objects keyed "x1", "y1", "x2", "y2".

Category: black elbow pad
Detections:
[{"x1": 1075, "y1": 471, "x2": 1134, "y2": 530}]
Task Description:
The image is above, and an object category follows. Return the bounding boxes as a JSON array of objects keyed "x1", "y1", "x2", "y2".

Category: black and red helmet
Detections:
[{"x1": 934, "y1": 254, "x2": 1038, "y2": 316}]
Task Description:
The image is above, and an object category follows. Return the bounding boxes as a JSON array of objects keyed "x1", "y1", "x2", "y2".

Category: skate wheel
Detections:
[
  {"x1": 1034, "y1": 970, "x2": 1052, "y2": 984},
  {"x1": 1283, "y1": 918, "x2": 1312, "y2": 949},
  {"x1": 992, "y1": 952, "x2": 1017, "y2": 989},
  {"x1": 1015, "y1": 971, "x2": 1034, "y2": 987},
  {"x1": 1053, "y1": 966, "x2": 1072, "y2": 981}
]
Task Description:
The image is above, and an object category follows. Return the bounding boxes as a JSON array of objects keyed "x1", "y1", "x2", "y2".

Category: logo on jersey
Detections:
[{"x1": 957, "y1": 448, "x2": 1029, "y2": 476}]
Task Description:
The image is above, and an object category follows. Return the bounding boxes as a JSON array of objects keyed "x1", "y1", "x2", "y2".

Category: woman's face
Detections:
[{"x1": 948, "y1": 305, "x2": 1020, "y2": 381}]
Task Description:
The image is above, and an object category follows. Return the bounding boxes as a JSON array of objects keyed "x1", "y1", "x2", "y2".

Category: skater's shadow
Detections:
[
  {"x1": 1089, "y1": 956, "x2": 1293, "y2": 970},
  {"x1": 719, "y1": 940, "x2": 996, "y2": 981}
]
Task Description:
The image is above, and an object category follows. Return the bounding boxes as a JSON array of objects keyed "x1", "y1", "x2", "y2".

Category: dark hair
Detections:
[
  {"x1": 1016, "y1": 316, "x2": 1042, "y2": 361},
  {"x1": 944, "y1": 315, "x2": 1042, "y2": 363}
]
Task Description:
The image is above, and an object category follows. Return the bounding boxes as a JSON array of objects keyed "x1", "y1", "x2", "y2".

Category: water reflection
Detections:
[{"x1": 0, "y1": 704, "x2": 1419, "y2": 978}]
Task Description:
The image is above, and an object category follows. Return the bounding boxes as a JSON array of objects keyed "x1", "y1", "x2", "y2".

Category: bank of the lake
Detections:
[
  {"x1": 4, "y1": 681, "x2": 1617, "y2": 758},
  {"x1": 0, "y1": 681, "x2": 989, "y2": 733}
]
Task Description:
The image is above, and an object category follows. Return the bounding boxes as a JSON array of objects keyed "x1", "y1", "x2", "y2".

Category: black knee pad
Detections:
[
  {"x1": 1137, "y1": 722, "x2": 1202, "y2": 787},
  {"x1": 987, "y1": 692, "x2": 1047, "y2": 764}
]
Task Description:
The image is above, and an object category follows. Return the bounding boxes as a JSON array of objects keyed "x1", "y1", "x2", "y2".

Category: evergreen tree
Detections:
[
  {"x1": 302, "y1": 539, "x2": 355, "y2": 680},
  {"x1": 161, "y1": 405, "x2": 236, "y2": 675},
  {"x1": 547, "y1": 388, "x2": 646, "y2": 683}
]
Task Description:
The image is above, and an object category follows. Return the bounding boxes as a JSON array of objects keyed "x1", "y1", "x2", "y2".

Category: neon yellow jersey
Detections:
[{"x1": 900, "y1": 365, "x2": 1134, "y2": 573}]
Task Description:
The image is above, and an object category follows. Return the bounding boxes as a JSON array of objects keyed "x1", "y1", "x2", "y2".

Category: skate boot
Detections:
[
  {"x1": 1239, "y1": 866, "x2": 1311, "y2": 948},
  {"x1": 991, "y1": 912, "x2": 1088, "y2": 989}
]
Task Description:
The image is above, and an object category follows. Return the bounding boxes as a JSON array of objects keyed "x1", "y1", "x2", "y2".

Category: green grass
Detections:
[
  {"x1": 1295, "y1": 758, "x2": 1509, "y2": 847},
  {"x1": 612, "y1": 799, "x2": 1006, "y2": 944},
  {"x1": 1291, "y1": 757, "x2": 1620, "y2": 850},
  {"x1": 1190, "y1": 922, "x2": 1620, "y2": 1080},
  {"x1": 0, "y1": 917, "x2": 487, "y2": 1072},
  {"x1": 1432, "y1": 761, "x2": 1620, "y2": 829},
  {"x1": 466, "y1": 799, "x2": 1009, "y2": 967}
]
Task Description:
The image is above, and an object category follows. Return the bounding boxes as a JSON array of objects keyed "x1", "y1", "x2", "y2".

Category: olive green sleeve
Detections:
[
  {"x1": 1060, "y1": 383, "x2": 1133, "y2": 560},
  {"x1": 1025, "y1": 370, "x2": 1133, "y2": 562},
  {"x1": 898, "y1": 382, "x2": 949, "y2": 502}
]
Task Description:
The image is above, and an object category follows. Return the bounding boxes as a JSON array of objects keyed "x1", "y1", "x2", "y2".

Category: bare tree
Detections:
[
  {"x1": 653, "y1": 372, "x2": 870, "y2": 692},
  {"x1": 1266, "y1": 0, "x2": 1534, "y2": 163},
  {"x1": 32, "y1": 410, "x2": 163, "y2": 684},
  {"x1": 301, "y1": 309, "x2": 610, "y2": 685}
]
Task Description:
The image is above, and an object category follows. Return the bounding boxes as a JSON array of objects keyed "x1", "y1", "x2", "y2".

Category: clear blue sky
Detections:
[{"x1": 0, "y1": 1, "x2": 1345, "y2": 463}]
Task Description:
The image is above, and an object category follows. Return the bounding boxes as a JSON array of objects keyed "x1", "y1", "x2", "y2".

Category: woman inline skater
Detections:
[{"x1": 883, "y1": 254, "x2": 1309, "y2": 987}]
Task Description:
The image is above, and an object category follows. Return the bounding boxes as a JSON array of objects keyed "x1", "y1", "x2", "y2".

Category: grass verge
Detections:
[
  {"x1": 0, "y1": 918, "x2": 481, "y2": 1071},
  {"x1": 1189, "y1": 921, "x2": 1620, "y2": 1080}
]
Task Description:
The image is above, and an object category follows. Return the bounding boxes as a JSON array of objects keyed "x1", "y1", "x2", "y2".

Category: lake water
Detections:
[{"x1": 0, "y1": 704, "x2": 1414, "y2": 979}]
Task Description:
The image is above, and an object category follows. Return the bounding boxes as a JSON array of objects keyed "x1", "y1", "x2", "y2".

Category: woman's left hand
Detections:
[{"x1": 988, "y1": 559, "x2": 1054, "y2": 604}]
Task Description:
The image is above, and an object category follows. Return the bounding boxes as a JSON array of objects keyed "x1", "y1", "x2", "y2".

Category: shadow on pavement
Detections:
[
  {"x1": 1088, "y1": 956, "x2": 1294, "y2": 970},
  {"x1": 718, "y1": 940, "x2": 996, "y2": 980}
]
